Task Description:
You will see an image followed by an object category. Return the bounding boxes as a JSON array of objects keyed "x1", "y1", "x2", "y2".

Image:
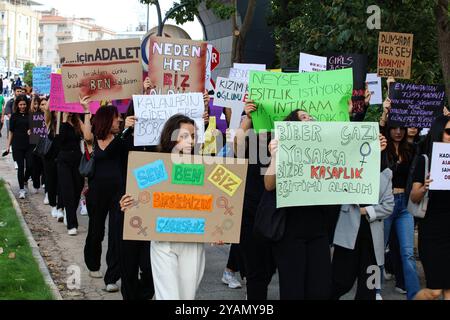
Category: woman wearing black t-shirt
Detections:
[
  {"x1": 58, "y1": 97, "x2": 92, "y2": 236},
  {"x1": 411, "y1": 115, "x2": 450, "y2": 300},
  {"x1": 5, "y1": 95, "x2": 32, "y2": 199}
]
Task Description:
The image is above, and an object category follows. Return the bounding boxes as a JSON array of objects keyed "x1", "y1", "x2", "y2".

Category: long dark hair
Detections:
[
  {"x1": 158, "y1": 114, "x2": 195, "y2": 153},
  {"x1": 283, "y1": 109, "x2": 308, "y2": 121},
  {"x1": 92, "y1": 105, "x2": 118, "y2": 140},
  {"x1": 385, "y1": 125, "x2": 413, "y2": 164},
  {"x1": 421, "y1": 115, "x2": 450, "y2": 158},
  {"x1": 13, "y1": 95, "x2": 30, "y2": 113}
]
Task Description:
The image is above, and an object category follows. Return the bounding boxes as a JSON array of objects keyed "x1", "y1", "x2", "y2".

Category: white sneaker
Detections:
[
  {"x1": 14, "y1": 162, "x2": 18, "y2": 170},
  {"x1": 68, "y1": 228, "x2": 77, "y2": 236},
  {"x1": 395, "y1": 287, "x2": 407, "y2": 294},
  {"x1": 51, "y1": 207, "x2": 58, "y2": 218},
  {"x1": 376, "y1": 293, "x2": 383, "y2": 300},
  {"x1": 56, "y1": 209, "x2": 64, "y2": 222},
  {"x1": 18, "y1": 189, "x2": 26, "y2": 199},
  {"x1": 89, "y1": 271, "x2": 103, "y2": 278},
  {"x1": 80, "y1": 204, "x2": 88, "y2": 216},
  {"x1": 44, "y1": 193, "x2": 49, "y2": 205},
  {"x1": 221, "y1": 270, "x2": 242, "y2": 289},
  {"x1": 63, "y1": 209, "x2": 67, "y2": 226},
  {"x1": 383, "y1": 270, "x2": 393, "y2": 281},
  {"x1": 31, "y1": 187, "x2": 39, "y2": 195},
  {"x1": 105, "y1": 284, "x2": 119, "y2": 292}
]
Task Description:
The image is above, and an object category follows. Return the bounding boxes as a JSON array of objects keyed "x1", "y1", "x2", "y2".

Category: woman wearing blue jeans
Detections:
[{"x1": 382, "y1": 124, "x2": 420, "y2": 300}]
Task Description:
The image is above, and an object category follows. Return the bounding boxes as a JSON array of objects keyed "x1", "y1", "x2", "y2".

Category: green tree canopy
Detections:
[{"x1": 23, "y1": 62, "x2": 35, "y2": 87}]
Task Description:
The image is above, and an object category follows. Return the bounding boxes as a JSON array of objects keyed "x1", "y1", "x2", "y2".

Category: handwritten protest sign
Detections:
[
  {"x1": 124, "y1": 152, "x2": 248, "y2": 243},
  {"x1": 148, "y1": 36, "x2": 207, "y2": 95},
  {"x1": 60, "y1": 38, "x2": 142, "y2": 102},
  {"x1": 29, "y1": 112, "x2": 47, "y2": 144},
  {"x1": 299, "y1": 53, "x2": 327, "y2": 73},
  {"x1": 275, "y1": 121, "x2": 380, "y2": 207},
  {"x1": 248, "y1": 69, "x2": 352, "y2": 132},
  {"x1": 388, "y1": 83, "x2": 445, "y2": 128},
  {"x1": 327, "y1": 53, "x2": 367, "y2": 113},
  {"x1": 229, "y1": 63, "x2": 266, "y2": 83},
  {"x1": 32, "y1": 67, "x2": 51, "y2": 94},
  {"x1": 209, "y1": 99, "x2": 228, "y2": 134},
  {"x1": 377, "y1": 32, "x2": 413, "y2": 79},
  {"x1": 430, "y1": 142, "x2": 450, "y2": 190},
  {"x1": 366, "y1": 73, "x2": 383, "y2": 105},
  {"x1": 213, "y1": 77, "x2": 247, "y2": 130},
  {"x1": 133, "y1": 92, "x2": 205, "y2": 146},
  {"x1": 49, "y1": 73, "x2": 100, "y2": 114}
]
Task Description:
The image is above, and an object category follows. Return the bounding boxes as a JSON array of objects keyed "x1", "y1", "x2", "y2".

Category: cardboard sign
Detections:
[
  {"x1": 430, "y1": 143, "x2": 450, "y2": 190},
  {"x1": 327, "y1": 53, "x2": 368, "y2": 113},
  {"x1": 32, "y1": 66, "x2": 51, "y2": 94},
  {"x1": 213, "y1": 77, "x2": 247, "y2": 131},
  {"x1": 148, "y1": 36, "x2": 207, "y2": 95},
  {"x1": 133, "y1": 92, "x2": 205, "y2": 146},
  {"x1": 377, "y1": 32, "x2": 413, "y2": 79},
  {"x1": 299, "y1": 53, "x2": 327, "y2": 73},
  {"x1": 200, "y1": 116, "x2": 218, "y2": 155},
  {"x1": 29, "y1": 112, "x2": 47, "y2": 144},
  {"x1": 248, "y1": 69, "x2": 352, "y2": 133},
  {"x1": 60, "y1": 38, "x2": 143, "y2": 102},
  {"x1": 49, "y1": 73, "x2": 101, "y2": 114},
  {"x1": 124, "y1": 152, "x2": 248, "y2": 243},
  {"x1": 209, "y1": 99, "x2": 228, "y2": 134},
  {"x1": 366, "y1": 73, "x2": 383, "y2": 105},
  {"x1": 388, "y1": 83, "x2": 445, "y2": 128},
  {"x1": 275, "y1": 121, "x2": 381, "y2": 207}
]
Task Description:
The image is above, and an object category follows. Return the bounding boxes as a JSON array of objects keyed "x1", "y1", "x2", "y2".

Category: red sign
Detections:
[{"x1": 211, "y1": 47, "x2": 220, "y2": 71}]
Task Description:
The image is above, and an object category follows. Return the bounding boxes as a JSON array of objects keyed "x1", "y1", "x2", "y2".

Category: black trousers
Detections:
[
  {"x1": 331, "y1": 218, "x2": 377, "y2": 300},
  {"x1": 12, "y1": 146, "x2": 33, "y2": 189},
  {"x1": 272, "y1": 233, "x2": 331, "y2": 300},
  {"x1": 57, "y1": 151, "x2": 83, "y2": 229},
  {"x1": 226, "y1": 244, "x2": 246, "y2": 278},
  {"x1": 84, "y1": 180, "x2": 121, "y2": 285},
  {"x1": 240, "y1": 209, "x2": 275, "y2": 300},
  {"x1": 43, "y1": 157, "x2": 58, "y2": 207},
  {"x1": 31, "y1": 153, "x2": 44, "y2": 190}
]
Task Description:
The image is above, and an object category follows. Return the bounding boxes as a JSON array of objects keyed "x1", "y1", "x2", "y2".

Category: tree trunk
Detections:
[
  {"x1": 231, "y1": 0, "x2": 257, "y2": 63},
  {"x1": 435, "y1": 0, "x2": 450, "y2": 103}
]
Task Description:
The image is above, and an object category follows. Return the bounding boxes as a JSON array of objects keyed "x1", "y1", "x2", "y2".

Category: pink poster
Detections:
[{"x1": 49, "y1": 73, "x2": 100, "y2": 114}]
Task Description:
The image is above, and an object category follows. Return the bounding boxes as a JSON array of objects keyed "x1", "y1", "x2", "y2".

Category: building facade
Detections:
[
  {"x1": 0, "y1": 0, "x2": 41, "y2": 76},
  {"x1": 38, "y1": 9, "x2": 116, "y2": 69}
]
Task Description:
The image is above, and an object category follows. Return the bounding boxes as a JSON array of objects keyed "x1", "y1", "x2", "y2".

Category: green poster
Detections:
[
  {"x1": 248, "y1": 69, "x2": 353, "y2": 133},
  {"x1": 172, "y1": 164, "x2": 205, "y2": 186},
  {"x1": 275, "y1": 121, "x2": 381, "y2": 208}
]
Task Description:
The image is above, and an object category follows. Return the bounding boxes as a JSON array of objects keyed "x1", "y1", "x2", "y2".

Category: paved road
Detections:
[{"x1": 0, "y1": 115, "x2": 417, "y2": 300}]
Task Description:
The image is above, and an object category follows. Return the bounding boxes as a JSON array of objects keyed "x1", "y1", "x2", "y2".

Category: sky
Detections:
[{"x1": 32, "y1": 0, "x2": 204, "y2": 39}]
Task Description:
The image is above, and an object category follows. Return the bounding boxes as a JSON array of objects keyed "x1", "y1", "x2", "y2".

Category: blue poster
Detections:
[{"x1": 32, "y1": 66, "x2": 52, "y2": 94}]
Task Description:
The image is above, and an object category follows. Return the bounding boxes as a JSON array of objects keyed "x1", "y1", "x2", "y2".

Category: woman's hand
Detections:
[
  {"x1": 244, "y1": 100, "x2": 256, "y2": 119},
  {"x1": 443, "y1": 106, "x2": 449, "y2": 116},
  {"x1": 382, "y1": 97, "x2": 391, "y2": 115},
  {"x1": 124, "y1": 116, "x2": 137, "y2": 129},
  {"x1": 379, "y1": 134, "x2": 387, "y2": 151},
  {"x1": 360, "y1": 207, "x2": 367, "y2": 215},
  {"x1": 119, "y1": 194, "x2": 135, "y2": 212},
  {"x1": 143, "y1": 77, "x2": 155, "y2": 94},
  {"x1": 364, "y1": 83, "x2": 372, "y2": 105},
  {"x1": 203, "y1": 90, "x2": 210, "y2": 110},
  {"x1": 268, "y1": 139, "x2": 278, "y2": 158},
  {"x1": 79, "y1": 95, "x2": 91, "y2": 113},
  {"x1": 422, "y1": 174, "x2": 433, "y2": 193},
  {"x1": 202, "y1": 111, "x2": 209, "y2": 124}
]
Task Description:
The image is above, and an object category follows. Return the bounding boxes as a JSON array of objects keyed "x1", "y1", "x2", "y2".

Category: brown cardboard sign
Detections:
[
  {"x1": 124, "y1": 152, "x2": 248, "y2": 243},
  {"x1": 377, "y1": 32, "x2": 413, "y2": 79},
  {"x1": 148, "y1": 36, "x2": 207, "y2": 95},
  {"x1": 60, "y1": 38, "x2": 143, "y2": 102}
]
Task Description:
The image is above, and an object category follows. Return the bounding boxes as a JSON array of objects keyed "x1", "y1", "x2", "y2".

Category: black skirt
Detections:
[{"x1": 418, "y1": 213, "x2": 450, "y2": 289}]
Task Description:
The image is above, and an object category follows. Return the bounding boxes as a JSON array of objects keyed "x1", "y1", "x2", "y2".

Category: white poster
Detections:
[
  {"x1": 133, "y1": 93, "x2": 205, "y2": 146},
  {"x1": 366, "y1": 73, "x2": 383, "y2": 105},
  {"x1": 430, "y1": 142, "x2": 450, "y2": 190},
  {"x1": 205, "y1": 44, "x2": 213, "y2": 92},
  {"x1": 299, "y1": 53, "x2": 327, "y2": 73},
  {"x1": 233, "y1": 63, "x2": 266, "y2": 71},
  {"x1": 213, "y1": 77, "x2": 247, "y2": 130}
]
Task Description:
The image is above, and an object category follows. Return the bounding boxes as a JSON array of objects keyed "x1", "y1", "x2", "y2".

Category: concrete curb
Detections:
[{"x1": 2, "y1": 179, "x2": 63, "y2": 300}]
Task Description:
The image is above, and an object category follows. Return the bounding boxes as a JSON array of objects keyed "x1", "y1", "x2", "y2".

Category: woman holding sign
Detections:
[
  {"x1": 57, "y1": 97, "x2": 92, "y2": 236},
  {"x1": 3, "y1": 95, "x2": 32, "y2": 199},
  {"x1": 120, "y1": 114, "x2": 205, "y2": 300},
  {"x1": 411, "y1": 115, "x2": 450, "y2": 300},
  {"x1": 264, "y1": 109, "x2": 338, "y2": 300}
]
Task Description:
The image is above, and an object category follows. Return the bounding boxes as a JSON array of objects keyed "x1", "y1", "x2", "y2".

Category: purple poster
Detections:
[{"x1": 209, "y1": 98, "x2": 227, "y2": 134}]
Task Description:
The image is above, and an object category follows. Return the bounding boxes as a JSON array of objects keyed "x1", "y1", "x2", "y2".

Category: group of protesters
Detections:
[{"x1": 1, "y1": 64, "x2": 450, "y2": 301}]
